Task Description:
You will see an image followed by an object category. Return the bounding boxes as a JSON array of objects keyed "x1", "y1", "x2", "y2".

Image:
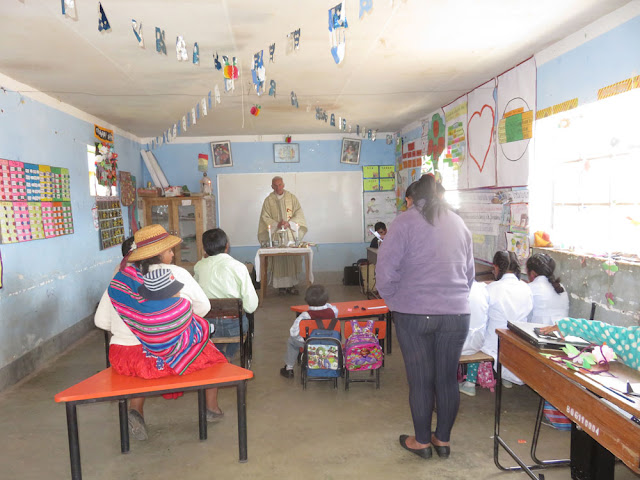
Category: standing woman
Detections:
[
  {"x1": 526, "y1": 253, "x2": 569, "y2": 325},
  {"x1": 376, "y1": 175, "x2": 474, "y2": 459}
]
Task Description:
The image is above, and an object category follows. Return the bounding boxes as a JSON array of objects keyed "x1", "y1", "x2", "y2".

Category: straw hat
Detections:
[{"x1": 127, "y1": 224, "x2": 182, "y2": 262}]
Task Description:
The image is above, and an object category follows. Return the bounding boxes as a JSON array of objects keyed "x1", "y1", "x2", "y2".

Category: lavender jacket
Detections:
[{"x1": 376, "y1": 206, "x2": 474, "y2": 315}]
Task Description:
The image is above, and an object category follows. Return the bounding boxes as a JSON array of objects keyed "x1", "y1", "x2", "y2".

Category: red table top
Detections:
[{"x1": 290, "y1": 298, "x2": 388, "y2": 317}]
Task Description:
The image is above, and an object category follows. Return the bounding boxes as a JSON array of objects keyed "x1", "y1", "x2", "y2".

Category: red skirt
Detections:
[{"x1": 109, "y1": 341, "x2": 228, "y2": 379}]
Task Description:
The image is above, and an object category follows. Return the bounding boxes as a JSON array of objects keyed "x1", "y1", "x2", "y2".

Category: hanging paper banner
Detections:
[
  {"x1": 251, "y1": 50, "x2": 266, "y2": 95},
  {"x1": 442, "y1": 95, "x2": 468, "y2": 190},
  {"x1": 207, "y1": 92, "x2": 212, "y2": 109},
  {"x1": 328, "y1": 2, "x2": 347, "y2": 64},
  {"x1": 196, "y1": 103, "x2": 200, "y2": 119},
  {"x1": 94, "y1": 124, "x2": 114, "y2": 144},
  {"x1": 497, "y1": 57, "x2": 536, "y2": 187},
  {"x1": 198, "y1": 154, "x2": 209, "y2": 172},
  {"x1": 182, "y1": 116, "x2": 187, "y2": 132},
  {"x1": 291, "y1": 91, "x2": 299, "y2": 108},
  {"x1": 467, "y1": 78, "x2": 497, "y2": 188},
  {"x1": 98, "y1": 2, "x2": 111, "y2": 32},
  {"x1": 155, "y1": 28, "x2": 167, "y2": 55},
  {"x1": 132, "y1": 19, "x2": 144, "y2": 48},
  {"x1": 191, "y1": 108, "x2": 197, "y2": 125},
  {"x1": 176, "y1": 36, "x2": 188, "y2": 61},
  {"x1": 214, "y1": 85, "x2": 221, "y2": 104},
  {"x1": 269, "y1": 80, "x2": 276, "y2": 97},
  {"x1": 61, "y1": 0, "x2": 78, "y2": 20},
  {"x1": 201, "y1": 98, "x2": 207, "y2": 116},
  {"x1": 213, "y1": 53, "x2": 221, "y2": 70},
  {"x1": 269, "y1": 43, "x2": 276, "y2": 62},
  {"x1": 223, "y1": 56, "x2": 238, "y2": 92}
]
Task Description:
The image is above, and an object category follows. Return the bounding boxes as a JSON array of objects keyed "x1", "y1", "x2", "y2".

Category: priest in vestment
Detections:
[{"x1": 257, "y1": 176, "x2": 308, "y2": 294}]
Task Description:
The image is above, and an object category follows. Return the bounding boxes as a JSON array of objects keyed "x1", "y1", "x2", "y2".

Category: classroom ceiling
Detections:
[{"x1": 0, "y1": 0, "x2": 631, "y2": 140}]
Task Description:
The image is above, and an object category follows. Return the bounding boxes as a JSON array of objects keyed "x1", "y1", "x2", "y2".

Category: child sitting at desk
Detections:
[
  {"x1": 459, "y1": 251, "x2": 533, "y2": 396},
  {"x1": 280, "y1": 285, "x2": 339, "y2": 379},
  {"x1": 526, "y1": 253, "x2": 569, "y2": 325},
  {"x1": 369, "y1": 222, "x2": 387, "y2": 248}
]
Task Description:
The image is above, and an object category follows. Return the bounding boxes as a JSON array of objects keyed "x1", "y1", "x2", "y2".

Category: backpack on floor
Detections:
[
  {"x1": 304, "y1": 319, "x2": 343, "y2": 379},
  {"x1": 344, "y1": 320, "x2": 383, "y2": 371}
]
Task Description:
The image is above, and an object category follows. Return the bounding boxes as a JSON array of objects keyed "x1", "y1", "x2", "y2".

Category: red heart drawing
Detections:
[{"x1": 467, "y1": 104, "x2": 495, "y2": 173}]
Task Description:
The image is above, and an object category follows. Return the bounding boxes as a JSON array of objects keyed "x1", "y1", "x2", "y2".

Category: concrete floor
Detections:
[{"x1": 1, "y1": 283, "x2": 638, "y2": 479}]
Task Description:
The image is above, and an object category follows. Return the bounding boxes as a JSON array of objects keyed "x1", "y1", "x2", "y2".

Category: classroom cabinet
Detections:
[{"x1": 139, "y1": 195, "x2": 215, "y2": 271}]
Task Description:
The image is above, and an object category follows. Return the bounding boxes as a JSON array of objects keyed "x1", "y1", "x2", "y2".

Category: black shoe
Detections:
[
  {"x1": 399, "y1": 435, "x2": 432, "y2": 459},
  {"x1": 432, "y1": 435, "x2": 451, "y2": 458},
  {"x1": 280, "y1": 366, "x2": 294, "y2": 379}
]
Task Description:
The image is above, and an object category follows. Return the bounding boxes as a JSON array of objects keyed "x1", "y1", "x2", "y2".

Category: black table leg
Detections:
[
  {"x1": 65, "y1": 402, "x2": 82, "y2": 480},
  {"x1": 118, "y1": 399, "x2": 130, "y2": 453},
  {"x1": 237, "y1": 380, "x2": 248, "y2": 462},
  {"x1": 386, "y1": 312, "x2": 392, "y2": 354},
  {"x1": 198, "y1": 389, "x2": 207, "y2": 440}
]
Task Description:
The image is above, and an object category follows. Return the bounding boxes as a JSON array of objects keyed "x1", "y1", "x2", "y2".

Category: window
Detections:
[
  {"x1": 87, "y1": 144, "x2": 117, "y2": 197},
  {"x1": 531, "y1": 89, "x2": 640, "y2": 258}
]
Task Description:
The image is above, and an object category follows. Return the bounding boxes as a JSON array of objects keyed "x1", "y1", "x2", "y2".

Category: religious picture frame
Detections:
[
  {"x1": 340, "y1": 138, "x2": 361, "y2": 165},
  {"x1": 211, "y1": 141, "x2": 233, "y2": 168},
  {"x1": 273, "y1": 143, "x2": 300, "y2": 163}
]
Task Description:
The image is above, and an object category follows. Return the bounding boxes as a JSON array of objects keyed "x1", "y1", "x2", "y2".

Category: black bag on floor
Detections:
[{"x1": 343, "y1": 258, "x2": 368, "y2": 285}]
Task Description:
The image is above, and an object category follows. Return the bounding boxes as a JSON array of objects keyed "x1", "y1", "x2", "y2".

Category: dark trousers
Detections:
[{"x1": 394, "y1": 312, "x2": 470, "y2": 444}]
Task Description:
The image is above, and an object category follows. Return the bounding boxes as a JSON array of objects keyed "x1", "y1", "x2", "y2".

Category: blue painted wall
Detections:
[
  {"x1": 145, "y1": 139, "x2": 395, "y2": 271},
  {"x1": 0, "y1": 89, "x2": 142, "y2": 370}
]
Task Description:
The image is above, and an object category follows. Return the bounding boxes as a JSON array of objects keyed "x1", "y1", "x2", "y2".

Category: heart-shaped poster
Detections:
[{"x1": 467, "y1": 104, "x2": 495, "y2": 173}]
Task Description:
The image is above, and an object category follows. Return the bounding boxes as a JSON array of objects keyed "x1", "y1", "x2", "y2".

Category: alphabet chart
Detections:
[{"x1": 0, "y1": 159, "x2": 74, "y2": 244}]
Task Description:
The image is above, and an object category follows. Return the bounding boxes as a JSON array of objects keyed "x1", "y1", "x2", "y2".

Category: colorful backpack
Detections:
[
  {"x1": 303, "y1": 318, "x2": 343, "y2": 381},
  {"x1": 344, "y1": 320, "x2": 383, "y2": 371}
]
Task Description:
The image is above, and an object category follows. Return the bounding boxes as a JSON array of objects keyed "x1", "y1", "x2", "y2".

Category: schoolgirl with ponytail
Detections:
[{"x1": 526, "y1": 253, "x2": 569, "y2": 325}]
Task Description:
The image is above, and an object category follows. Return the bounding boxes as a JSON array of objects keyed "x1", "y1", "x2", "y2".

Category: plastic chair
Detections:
[
  {"x1": 343, "y1": 320, "x2": 385, "y2": 389},
  {"x1": 204, "y1": 298, "x2": 252, "y2": 369}
]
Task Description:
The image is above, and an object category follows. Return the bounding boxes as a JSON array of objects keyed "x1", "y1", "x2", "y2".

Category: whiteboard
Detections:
[{"x1": 217, "y1": 172, "x2": 364, "y2": 246}]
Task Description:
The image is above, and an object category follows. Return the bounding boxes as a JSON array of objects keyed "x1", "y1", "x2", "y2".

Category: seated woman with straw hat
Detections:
[{"x1": 108, "y1": 224, "x2": 227, "y2": 440}]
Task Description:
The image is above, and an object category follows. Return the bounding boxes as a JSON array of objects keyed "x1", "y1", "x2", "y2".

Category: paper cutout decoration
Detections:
[
  {"x1": 426, "y1": 112, "x2": 446, "y2": 177},
  {"x1": 201, "y1": 98, "x2": 207, "y2": 116},
  {"x1": 191, "y1": 108, "x2": 197, "y2": 125},
  {"x1": 269, "y1": 43, "x2": 276, "y2": 62},
  {"x1": 251, "y1": 50, "x2": 266, "y2": 95},
  {"x1": 193, "y1": 42, "x2": 200, "y2": 64},
  {"x1": 605, "y1": 292, "x2": 615, "y2": 306},
  {"x1": 98, "y1": 3, "x2": 111, "y2": 32},
  {"x1": 172, "y1": 123, "x2": 177, "y2": 138},
  {"x1": 269, "y1": 80, "x2": 276, "y2": 97},
  {"x1": 315, "y1": 107, "x2": 327, "y2": 122},
  {"x1": 223, "y1": 56, "x2": 238, "y2": 92},
  {"x1": 360, "y1": 0, "x2": 373, "y2": 18},
  {"x1": 155, "y1": 28, "x2": 167, "y2": 55},
  {"x1": 207, "y1": 91, "x2": 212, "y2": 109},
  {"x1": 214, "y1": 85, "x2": 221, "y2": 104},
  {"x1": 196, "y1": 103, "x2": 200, "y2": 119},
  {"x1": 328, "y1": 2, "x2": 348, "y2": 64},
  {"x1": 132, "y1": 19, "x2": 144, "y2": 47},
  {"x1": 61, "y1": 0, "x2": 78, "y2": 20},
  {"x1": 95, "y1": 143, "x2": 118, "y2": 187},
  {"x1": 177, "y1": 122, "x2": 181, "y2": 135},
  {"x1": 602, "y1": 259, "x2": 618, "y2": 276},
  {"x1": 250, "y1": 105, "x2": 261, "y2": 116},
  {"x1": 293, "y1": 29, "x2": 301, "y2": 49},
  {"x1": 182, "y1": 115, "x2": 187, "y2": 132},
  {"x1": 213, "y1": 53, "x2": 222, "y2": 70},
  {"x1": 342, "y1": 118, "x2": 347, "y2": 131},
  {"x1": 176, "y1": 36, "x2": 188, "y2": 61},
  {"x1": 330, "y1": 114, "x2": 336, "y2": 126},
  {"x1": 290, "y1": 91, "x2": 298, "y2": 108}
]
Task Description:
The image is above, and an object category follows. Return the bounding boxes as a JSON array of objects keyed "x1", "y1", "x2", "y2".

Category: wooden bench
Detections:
[
  {"x1": 459, "y1": 351, "x2": 494, "y2": 364},
  {"x1": 55, "y1": 363, "x2": 253, "y2": 480}
]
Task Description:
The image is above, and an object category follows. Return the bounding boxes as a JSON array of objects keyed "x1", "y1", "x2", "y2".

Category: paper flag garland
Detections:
[
  {"x1": 215, "y1": 85, "x2": 221, "y2": 104},
  {"x1": 328, "y1": 3, "x2": 348, "y2": 64},
  {"x1": 207, "y1": 92, "x2": 212, "y2": 109},
  {"x1": 223, "y1": 56, "x2": 238, "y2": 92},
  {"x1": 291, "y1": 91, "x2": 299, "y2": 108},
  {"x1": 132, "y1": 19, "x2": 144, "y2": 48},
  {"x1": 360, "y1": 0, "x2": 373, "y2": 18},
  {"x1": 269, "y1": 43, "x2": 276, "y2": 62},
  {"x1": 330, "y1": 114, "x2": 335, "y2": 126},
  {"x1": 155, "y1": 28, "x2": 167, "y2": 55},
  {"x1": 293, "y1": 29, "x2": 301, "y2": 49},
  {"x1": 269, "y1": 80, "x2": 276, "y2": 97},
  {"x1": 201, "y1": 98, "x2": 207, "y2": 116},
  {"x1": 182, "y1": 115, "x2": 187, "y2": 132},
  {"x1": 98, "y1": 3, "x2": 111, "y2": 32},
  {"x1": 191, "y1": 108, "x2": 196, "y2": 125},
  {"x1": 193, "y1": 42, "x2": 200, "y2": 65},
  {"x1": 176, "y1": 36, "x2": 188, "y2": 61},
  {"x1": 213, "y1": 53, "x2": 222, "y2": 70},
  {"x1": 61, "y1": 0, "x2": 77, "y2": 20}
]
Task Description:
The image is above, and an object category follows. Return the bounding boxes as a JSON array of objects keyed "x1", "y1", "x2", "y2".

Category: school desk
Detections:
[
  {"x1": 291, "y1": 299, "x2": 393, "y2": 354},
  {"x1": 494, "y1": 328, "x2": 640, "y2": 480},
  {"x1": 254, "y1": 247, "x2": 313, "y2": 303}
]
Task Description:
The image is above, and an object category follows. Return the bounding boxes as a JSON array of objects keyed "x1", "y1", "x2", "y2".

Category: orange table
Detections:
[
  {"x1": 55, "y1": 363, "x2": 254, "y2": 479},
  {"x1": 291, "y1": 299, "x2": 393, "y2": 354}
]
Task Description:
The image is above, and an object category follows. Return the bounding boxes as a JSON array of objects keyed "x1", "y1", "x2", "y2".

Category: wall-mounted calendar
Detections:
[{"x1": 0, "y1": 159, "x2": 74, "y2": 244}]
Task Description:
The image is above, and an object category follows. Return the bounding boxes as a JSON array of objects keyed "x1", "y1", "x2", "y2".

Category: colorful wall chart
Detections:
[
  {"x1": 96, "y1": 197, "x2": 125, "y2": 250},
  {"x1": 0, "y1": 159, "x2": 74, "y2": 244},
  {"x1": 363, "y1": 165, "x2": 395, "y2": 192}
]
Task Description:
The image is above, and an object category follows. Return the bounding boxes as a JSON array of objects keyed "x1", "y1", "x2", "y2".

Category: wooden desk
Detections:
[
  {"x1": 495, "y1": 329, "x2": 640, "y2": 479},
  {"x1": 255, "y1": 247, "x2": 313, "y2": 303},
  {"x1": 291, "y1": 299, "x2": 393, "y2": 354}
]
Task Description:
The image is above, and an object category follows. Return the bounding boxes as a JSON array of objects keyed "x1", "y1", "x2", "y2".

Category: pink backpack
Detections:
[{"x1": 344, "y1": 320, "x2": 383, "y2": 371}]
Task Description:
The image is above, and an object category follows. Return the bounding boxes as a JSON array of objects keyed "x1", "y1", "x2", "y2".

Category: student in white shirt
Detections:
[
  {"x1": 526, "y1": 253, "x2": 569, "y2": 325},
  {"x1": 460, "y1": 251, "x2": 532, "y2": 396}
]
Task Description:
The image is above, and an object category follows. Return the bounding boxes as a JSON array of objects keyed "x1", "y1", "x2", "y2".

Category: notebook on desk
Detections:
[{"x1": 507, "y1": 321, "x2": 591, "y2": 350}]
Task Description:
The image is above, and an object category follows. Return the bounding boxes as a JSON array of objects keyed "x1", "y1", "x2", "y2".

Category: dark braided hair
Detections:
[
  {"x1": 135, "y1": 255, "x2": 164, "y2": 275},
  {"x1": 413, "y1": 174, "x2": 449, "y2": 225},
  {"x1": 492, "y1": 251, "x2": 521, "y2": 280},
  {"x1": 526, "y1": 253, "x2": 564, "y2": 294}
]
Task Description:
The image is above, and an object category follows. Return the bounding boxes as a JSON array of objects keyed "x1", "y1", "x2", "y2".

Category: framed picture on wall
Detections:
[
  {"x1": 211, "y1": 141, "x2": 233, "y2": 167},
  {"x1": 340, "y1": 138, "x2": 361, "y2": 165},
  {"x1": 273, "y1": 143, "x2": 300, "y2": 163}
]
